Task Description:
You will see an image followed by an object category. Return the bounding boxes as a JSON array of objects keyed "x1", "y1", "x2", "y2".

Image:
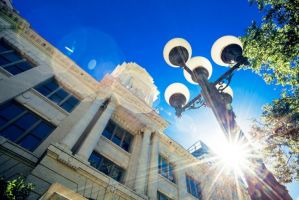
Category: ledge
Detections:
[
  {"x1": 15, "y1": 89, "x2": 68, "y2": 126},
  {"x1": 101, "y1": 136, "x2": 131, "y2": 156},
  {"x1": 158, "y1": 174, "x2": 178, "y2": 189},
  {"x1": 0, "y1": 136, "x2": 39, "y2": 163},
  {"x1": 94, "y1": 137, "x2": 131, "y2": 169},
  {"x1": 47, "y1": 144, "x2": 147, "y2": 200},
  {"x1": 158, "y1": 174, "x2": 178, "y2": 200},
  {"x1": 40, "y1": 183, "x2": 87, "y2": 200}
]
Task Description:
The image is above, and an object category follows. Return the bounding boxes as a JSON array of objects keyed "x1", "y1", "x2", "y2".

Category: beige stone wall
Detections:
[{"x1": 27, "y1": 144, "x2": 146, "y2": 200}]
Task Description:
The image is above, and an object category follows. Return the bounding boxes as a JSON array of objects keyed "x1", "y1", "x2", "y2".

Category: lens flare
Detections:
[{"x1": 216, "y1": 141, "x2": 251, "y2": 172}]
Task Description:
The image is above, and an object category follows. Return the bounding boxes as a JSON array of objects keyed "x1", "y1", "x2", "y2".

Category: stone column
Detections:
[
  {"x1": 0, "y1": 66, "x2": 53, "y2": 103},
  {"x1": 177, "y1": 160, "x2": 188, "y2": 199},
  {"x1": 134, "y1": 127, "x2": 152, "y2": 194},
  {"x1": 76, "y1": 101, "x2": 116, "y2": 160},
  {"x1": 60, "y1": 96, "x2": 105, "y2": 149},
  {"x1": 147, "y1": 132, "x2": 160, "y2": 199},
  {"x1": 124, "y1": 133, "x2": 142, "y2": 188}
]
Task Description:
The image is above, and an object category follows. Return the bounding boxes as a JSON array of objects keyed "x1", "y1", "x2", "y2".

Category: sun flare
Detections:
[
  {"x1": 220, "y1": 143, "x2": 248, "y2": 169},
  {"x1": 212, "y1": 139, "x2": 253, "y2": 175}
]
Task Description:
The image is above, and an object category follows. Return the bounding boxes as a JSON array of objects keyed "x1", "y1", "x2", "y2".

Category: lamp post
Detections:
[{"x1": 163, "y1": 36, "x2": 292, "y2": 200}]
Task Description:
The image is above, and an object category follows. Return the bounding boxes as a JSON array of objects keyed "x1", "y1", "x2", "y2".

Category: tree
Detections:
[
  {"x1": 0, "y1": 176, "x2": 34, "y2": 200},
  {"x1": 242, "y1": 0, "x2": 299, "y2": 184},
  {"x1": 250, "y1": 91, "x2": 299, "y2": 183},
  {"x1": 242, "y1": 0, "x2": 299, "y2": 89}
]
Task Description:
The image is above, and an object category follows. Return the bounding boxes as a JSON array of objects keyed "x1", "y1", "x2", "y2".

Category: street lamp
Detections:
[
  {"x1": 163, "y1": 35, "x2": 246, "y2": 139},
  {"x1": 163, "y1": 36, "x2": 292, "y2": 200}
]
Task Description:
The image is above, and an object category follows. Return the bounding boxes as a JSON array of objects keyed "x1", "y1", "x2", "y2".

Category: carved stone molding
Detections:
[
  {"x1": 57, "y1": 151, "x2": 80, "y2": 170},
  {"x1": 106, "y1": 184, "x2": 117, "y2": 194},
  {"x1": 99, "y1": 75, "x2": 169, "y2": 132},
  {"x1": 0, "y1": 5, "x2": 99, "y2": 92},
  {"x1": 140, "y1": 126, "x2": 155, "y2": 135}
]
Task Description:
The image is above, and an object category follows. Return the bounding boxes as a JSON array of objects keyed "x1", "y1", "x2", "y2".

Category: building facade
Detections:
[{"x1": 0, "y1": 3, "x2": 250, "y2": 200}]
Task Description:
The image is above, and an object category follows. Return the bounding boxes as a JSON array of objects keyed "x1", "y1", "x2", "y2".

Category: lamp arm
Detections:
[
  {"x1": 213, "y1": 56, "x2": 249, "y2": 86},
  {"x1": 174, "y1": 94, "x2": 204, "y2": 117},
  {"x1": 213, "y1": 62, "x2": 240, "y2": 86},
  {"x1": 176, "y1": 56, "x2": 249, "y2": 119},
  {"x1": 184, "y1": 94, "x2": 204, "y2": 109},
  {"x1": 182, "y1": 64, "x2": 193, "y2": 76},
  {"x1": 172, "y1": 64, "x2": 206, "y2": 117}
]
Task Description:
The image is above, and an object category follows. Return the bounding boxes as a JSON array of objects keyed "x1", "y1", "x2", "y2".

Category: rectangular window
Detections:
[
  {"x1": 88, "y1": 151, "x2": 124, "y2": 182},
  {"x1": 102, "y1": 120, "x2": 133, "y2": 152},
  {"x1": 186, "y1": 175, "x2": 202, "y2": 199},
  {"x1": 158, "y1": 155, "x2": 176, "y2": 183},
  {"x1": 0, "y1": 100, "x2": 56, "y2": 151},
  {"x1": 0, "y1": 39, "x2": 34, "y2": 75},
  {"x1": 157, "y1": 191, "x2": 172, "y2": 200},
  {"x1": 34, "y1": 78, "x2": 80, "y2": 112}
]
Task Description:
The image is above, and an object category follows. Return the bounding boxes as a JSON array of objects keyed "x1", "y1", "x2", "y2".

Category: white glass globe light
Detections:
[
  {"x1": 183, "y1": 56, "x2": 213, "y2": 84},
  {"x1": 211, "y1": 35, "x2": 243, "y2": 67},
  {"x1": 163, "y1": 38, "x2": 192, "y2": 67},
  {"x1": 164, "y1": 83, "x2": 190, "y2": 106},
  {"x1": 216, "y1": 83, "x2": 233, "y2": 98}
]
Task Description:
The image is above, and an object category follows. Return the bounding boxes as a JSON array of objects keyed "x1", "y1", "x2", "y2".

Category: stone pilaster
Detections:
[
  {"x1": 33, "y1": 97, "x2": 94, "y2": 157},
  {"x1": 134, "y1": 127, "x2": 152, "y2": 194},
  {"x1": 147, "y1": 132, "x2": 159, "y2": 199},
  {"x1": 76, "y1": 100, "x2": 116, "y2": 160},
  {"x1": 177, "y1": 160, "x2": 188, "y2": 199},
  {"x1": 60, "y1": 96, "x2": 105, "y2": 149},
  {"x1": 124, "y1": 132, "x2": 142, "y2": 188}
]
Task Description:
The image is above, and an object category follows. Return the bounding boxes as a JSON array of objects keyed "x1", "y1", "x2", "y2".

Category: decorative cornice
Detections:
[
  {"x1": 111, "y1": 111, "x2": 141, "y2": 135},
  {"x1": 0, "y1": 4, "x2": 100, "y2": 92},
  {"x1": 140, "y1": 126, "x2": 155, "y2": 134},
  {"x1": 157, "y1": 132, "x2": 209, "y2": 170},
  {"x1": 99, "y1": 75, "x2": 169, "y2": 131}
]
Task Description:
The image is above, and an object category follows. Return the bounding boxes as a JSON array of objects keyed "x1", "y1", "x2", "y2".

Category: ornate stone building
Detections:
[{"x1": 0, "y1": 2, "x2": 250, "y2": 200}]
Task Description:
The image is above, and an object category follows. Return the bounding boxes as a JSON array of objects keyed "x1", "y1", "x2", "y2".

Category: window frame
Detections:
[
  {"x1": 34, "y1": 77, "x2": 80, "y2": 113},
  {"x1": 0, "y1": 100, "x2": 56, "y2": 151},
  {"x1": 0, "y1": 39, "x2": 35, "y2": 75},
  {"x1": 158, "y1": 154, "x2": 176, "y2": 183},
  {"x1": 88, "y1": 151, "x2": 125, "y2": 182},
  {"x1": 102, "y1": 120, "x2": 133, "y2": 152},
  {"x1": 157, "y1": 191, "x2": 172, "y2": 200},
  {"x1": 185, "y1": 174, "x2": 202, "y2": 199}
]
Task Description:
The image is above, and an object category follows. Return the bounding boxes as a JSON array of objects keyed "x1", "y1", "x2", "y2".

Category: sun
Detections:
[
  {"x1": 211, "y1": 138, "x2": 253, "y2": 175},
  {"x1": 218, "y1": 142, "x2": 250, "y2": 171}
]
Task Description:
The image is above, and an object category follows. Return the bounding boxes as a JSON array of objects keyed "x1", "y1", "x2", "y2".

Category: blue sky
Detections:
[{"x1": 13, "y1": 0, "x2": 298, "y2": 198}]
